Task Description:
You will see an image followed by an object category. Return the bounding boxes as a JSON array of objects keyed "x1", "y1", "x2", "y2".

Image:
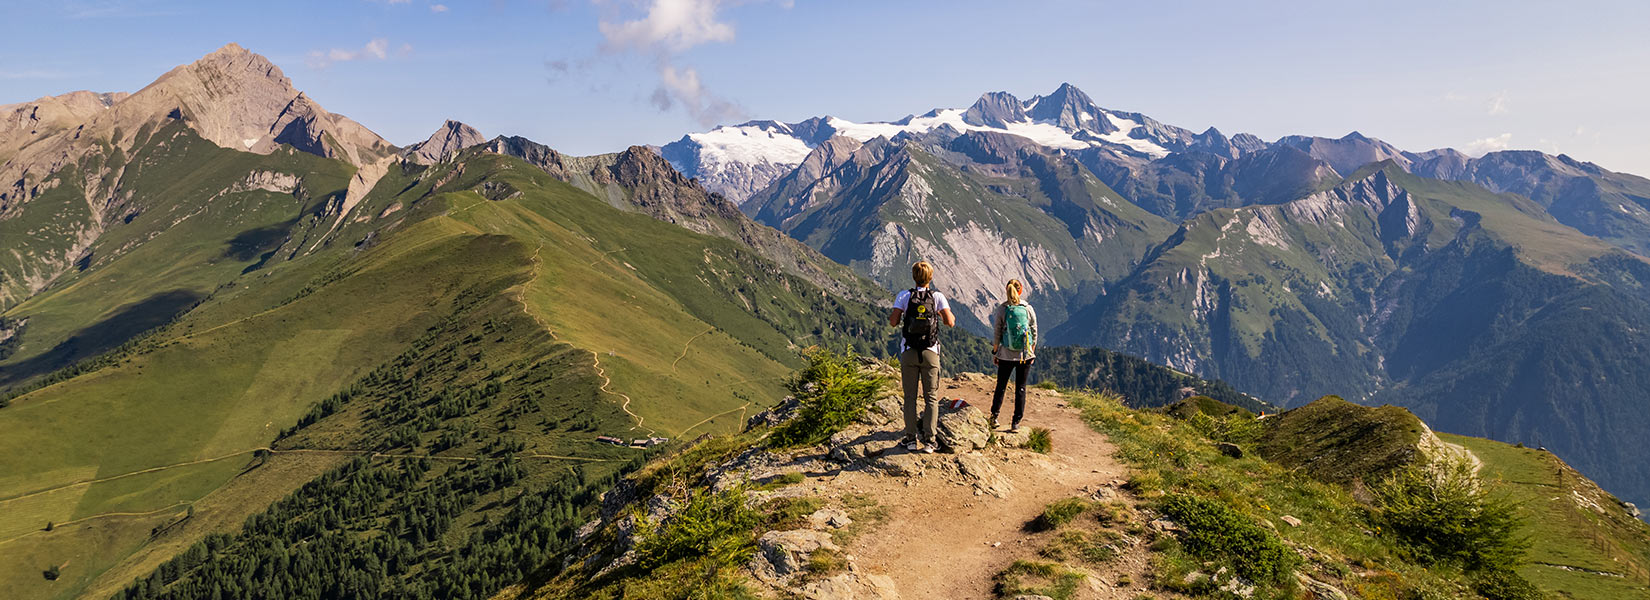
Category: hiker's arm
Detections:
[
  {"x1": 990, "y1": 305, "x2": 1003, "y2": 354},
  {"x1": 888, "y1": 308, "x2": 903, "y2": 327},
  {"x1": 940, "y1": 308, "x2": 956, "y2": 327}
]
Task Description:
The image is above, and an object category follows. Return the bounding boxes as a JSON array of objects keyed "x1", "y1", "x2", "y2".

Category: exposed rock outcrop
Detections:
[{"x1": 405, "y1": 120, "x2": 485, "y2": 164}]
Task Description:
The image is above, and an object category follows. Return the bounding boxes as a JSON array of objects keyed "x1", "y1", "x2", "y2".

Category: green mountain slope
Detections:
[{"x1": 1054, "y1": 163, "x2": 1650, "y2": 509}]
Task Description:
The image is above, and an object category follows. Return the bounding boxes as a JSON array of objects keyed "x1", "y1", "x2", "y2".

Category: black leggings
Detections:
[{"x1": 992, "y1": 359, "x2": 1031, "y2": 425}]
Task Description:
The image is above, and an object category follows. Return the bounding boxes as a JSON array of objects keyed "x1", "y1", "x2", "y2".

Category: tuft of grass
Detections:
[
  {"x1": 769, "y1": 349, "x2": 887, "y2": 449},
  {"x1": 1024, "y1": 427, "x2": 1053, "y2": 454},
  {"x1": 1039, "y1": 530, "x2": 1118, "y2": 564},
  {"x1": 753, "y1": 472, "x2": 804, "y2": 491},
  {"x1": 805, "y1": 547, "x2": 848, "y2": 578},
  {"x1": 1030, "y1": 497, "x2": 1092, "y2": 531},
  {"x1": 634, "y1": 486, "x2": 762, "y2": 571},
  {"x1": 992, "y1": 560, "x2": 1084, "y2": 600},
  {"x1": 1032, "y1": 380, "x2": 1060, "y2": 391}
]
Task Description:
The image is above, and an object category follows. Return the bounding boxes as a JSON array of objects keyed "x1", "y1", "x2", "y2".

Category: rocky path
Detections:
[{"x1": 741, "y1": 373, "x2": 1163, "y2": 600}]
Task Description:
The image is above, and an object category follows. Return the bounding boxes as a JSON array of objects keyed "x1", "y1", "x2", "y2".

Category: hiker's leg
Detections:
[
  {"x1": 900, "y1": 350, "x2": 920, "y2": 441},
  {"x1": 991, "y1": 359, "x2": 1014, "y2": 418},
  {"x1": 920, "y1": 350, "x2": 941, "y2": 443},
  {"x1": 1012, "y1": 360, "x2": 1030, "y2": 424}
]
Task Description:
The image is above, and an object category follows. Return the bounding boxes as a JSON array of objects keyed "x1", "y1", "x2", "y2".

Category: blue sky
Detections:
[{"x1": 3, "y1": 0, "x2": 1648, "y2": 174}]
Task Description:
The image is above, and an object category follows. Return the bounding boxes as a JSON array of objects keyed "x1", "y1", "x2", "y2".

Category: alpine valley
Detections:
[
  {"x1": 666, "y1": 83, "x2": 1650, "y2": 515},
  {"x1": 1, "y1": 44, "x2": 1648, "y2": 600}
]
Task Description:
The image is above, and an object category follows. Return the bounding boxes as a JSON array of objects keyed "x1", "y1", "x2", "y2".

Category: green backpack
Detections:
[{"x1": 1002, "y1": 303, "x2": 1033, "y2": 351}]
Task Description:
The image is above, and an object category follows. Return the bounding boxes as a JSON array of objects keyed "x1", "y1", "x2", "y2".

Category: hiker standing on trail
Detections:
[
  {"x1": 889, "y1": 261, "x2": 956, "y2": 453},
  {"x1": 990, "y1": 279, "x2": 1038, "y2": 433}
]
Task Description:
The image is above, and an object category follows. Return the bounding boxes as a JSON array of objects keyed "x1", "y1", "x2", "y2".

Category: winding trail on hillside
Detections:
[
  {"x1": 514, "y1": 242, "x2": 655, "y2": 437},
  {"x1": 588, "y1": 246, "x2": 629, "y2": 267},
  {"x1": 672, "y1": 327, "x2": 716, "y2": 371},
  {"x1": 676, "y1": 402, "x2": 751, "y2": 438},
  {"x1": 0, "y1": 502, "x2": 194, "y2": 547}
]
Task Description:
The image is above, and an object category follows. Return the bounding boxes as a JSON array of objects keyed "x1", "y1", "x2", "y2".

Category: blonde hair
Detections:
[
  {"x1": 911, "y1": 261, "x2": 934, "y2": 286},
  {"x1": 1005, "y1": 279, "x2": 1024, "y2": 304}
]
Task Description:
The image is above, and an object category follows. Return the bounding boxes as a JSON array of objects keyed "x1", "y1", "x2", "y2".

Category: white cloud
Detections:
[
  {"x1": 1463, "y1": 133, "x2": 1513, "y2": 156},
  {"x1": 598, "y1": 0, "x2": 736, "y2": 53},
  {"x1": 306, "y1": 38, "x2": 398, "y2": 69},
  {"x1": 1488, "y1": 91, "x2": 1510, "y2": 115},
  {"x1": 654, "y1": 64, "x2": 743, "y2": 126},
  {"x1": 584, "y1": 0, "x2": 772, "y2": 126},
  {"x1": 430, "y1": 3, "x2": 448, "y2": 12}
]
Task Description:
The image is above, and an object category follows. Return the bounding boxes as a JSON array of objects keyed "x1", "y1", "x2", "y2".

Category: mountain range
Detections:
[
  {"x1": 1, "y1": 44, "x2": 1648, "y2": 600},
  {"x1": 664, "y1": 83, "x2": 1650, "y2": 514}
]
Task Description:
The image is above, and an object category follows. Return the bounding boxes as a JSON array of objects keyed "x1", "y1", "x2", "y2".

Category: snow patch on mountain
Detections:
[
  {"x1": 687, "y1": 122, "x2": 815, "y2": 169},
  {"x1": 1099, "y1": 113, "x2": 1170, "y2": 158}
]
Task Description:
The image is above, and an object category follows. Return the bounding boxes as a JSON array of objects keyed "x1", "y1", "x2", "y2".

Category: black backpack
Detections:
[{"x1": 902, "y1": 288, "x2": 939, "y2": 349}]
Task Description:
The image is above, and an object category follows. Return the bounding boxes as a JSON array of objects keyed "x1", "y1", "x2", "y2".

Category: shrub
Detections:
[
  {"x1": 42, "y1": 564, "x2": 60, "y2": 581},
  {"x1": 992, "y1": 560, "x2": 1083, "y2": 600},
  {"x1": 634, "y1": 487, "x2": 761, "y2": 571},
  {"x1": 1024, "y1": 427, "x2": 1053, "y2": 454},
  {"x1": 1033, "y1": 380, "x2": 1060, "y2": 391},
  {"x1": 1156, "y1": 493, "x2": 1296, "y2": 584},
  {"x1": 1372, "y1": 457, "x2": 1529, "y2": 571},
  {"x1": 1030, "y1": 498, "x2": 1092, "y2": 531},
  {"x1": 769, "y1": 349, "x2": 886, "y2": 448},
  {"x1": 1472, "y1": 568, "x2": 1545, "y2": 600}
]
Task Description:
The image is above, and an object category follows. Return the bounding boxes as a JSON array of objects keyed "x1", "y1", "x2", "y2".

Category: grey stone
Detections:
[
  {"x1": 797, "y1": 569, "x2": 901, "y2": 600},
  {"x1": 937, "y1": 405, "x2": 991, "y2": 452},
  {"x1": 872, "y1": 453, "x2": 926, "y2": 477},
  {"x1": 1280, "y1": 515, "x2": 1303, "y2": 527},
  {"x1": 1216, "y1": 442, "x2": 1244, "y2": 458},
  {"x1": 807, "y1": 507, "x2": 854, "y2": 529},
  {"x1": 954, "y1": 453, "x2": 1014, "y2": 498},
  {"x1": 753, "y1": 529, "x2": 839, "y2": 582},
  {"x1": 1295, "y1": 573, "x2": 1349, "y2": 600}
]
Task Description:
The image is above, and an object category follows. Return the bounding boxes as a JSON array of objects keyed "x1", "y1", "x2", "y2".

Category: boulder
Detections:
[
  {"x1": 1280, "y1": 515, "x2": 1303, "y2": 527},
  {"x1": 1295, "y1": 573, "x2": 1349, "y2": 600},
  {"x1": 954, "y1": 453, "x2": 1014, "y2": 498},
  {"x1": 830, "y1": 430, "x2": 904, "y2": 463},
  {"x1": 747, "y1": 396, "x2": 802, "y2": 431},
  {"x1": 807, "y1": 507, "x2": 854, "y2": 529},
  {"x1": 797, "y1": 569, "x2": 901, "y2": 600},
  {"x1": 872, "y1": 453, "x2": 926, "y2": 477},
  {"x1": 937, "y1": 405, "x2": 991, "y2": 452},
  {"x1": 753, "y1": 529, "x2": 839, "y2": 581},
  {"x1": 1216, "y1": 442, "x2": 1244, "y2": 458}
]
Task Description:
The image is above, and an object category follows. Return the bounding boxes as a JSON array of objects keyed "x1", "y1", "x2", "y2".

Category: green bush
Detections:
[
  {"x1": 769, "y1": 349, "x2": 887, "y2": 448},
  {"x1": 1471, "y1": 568, "x2": 1546, "y2": 600},
  {"x1": 1372, "y1": 457, "x2": 1529, "y2": 571},
  {"x1": 634, "y1": 487, "x2": 761, "y2": 571},
  {"x1": 1156, "y1": 493, "x2": 1296, "y2": 584},
  {"x1": 1031, "y1": 498, "x2": 1092, "y2": 531},
  {"x1": 1024, "y1": 427, "x2": 1053, "y2": 454}
]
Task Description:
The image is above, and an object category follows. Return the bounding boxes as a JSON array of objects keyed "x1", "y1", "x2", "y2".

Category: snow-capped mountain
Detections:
[{"x1": 661, "y1": 83, "x2": 1231, "y2": 204}]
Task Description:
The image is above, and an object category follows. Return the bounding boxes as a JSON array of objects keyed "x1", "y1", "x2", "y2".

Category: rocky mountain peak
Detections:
[
  {"x1": 1026, "y1": 82, "x2": 1114, "y2": 134},
  {"x1": 961, "y1": 91, "x2": 1028, "y2": 128},
  {"x1": 406, "y1": 119, "x2": 486, "y2": 164}
]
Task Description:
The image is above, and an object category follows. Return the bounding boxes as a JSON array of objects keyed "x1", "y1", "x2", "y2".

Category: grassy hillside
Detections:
[
  {"x1": 1446, "y1": 433, "x2": 1650, "y2": 598},
  {"x1": 0, "y1": 141, "x2": 901, "y2": 599}
]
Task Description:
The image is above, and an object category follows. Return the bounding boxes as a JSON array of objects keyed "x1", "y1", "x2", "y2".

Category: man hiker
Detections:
[{"x1": 888, "y1": 261, "x2": 956, "y2": 453}]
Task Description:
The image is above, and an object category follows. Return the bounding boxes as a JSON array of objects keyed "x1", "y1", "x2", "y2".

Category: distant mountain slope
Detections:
[
  {"x1": 746, "y1": 129, "x2": 1175, "y2": 330},
  {"x1": 1054, "y1": 164, "x2": 1650, "y2": 509}
]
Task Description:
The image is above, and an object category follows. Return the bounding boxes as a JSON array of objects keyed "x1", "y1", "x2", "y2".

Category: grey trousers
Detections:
[{"x1": 899, "y1": 349, "x2": 941, "y2": 443}]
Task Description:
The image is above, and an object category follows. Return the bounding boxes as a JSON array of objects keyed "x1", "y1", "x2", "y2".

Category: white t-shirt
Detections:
[{"x1": 892, "y1": 287, "x2": 950, "y2": 353}]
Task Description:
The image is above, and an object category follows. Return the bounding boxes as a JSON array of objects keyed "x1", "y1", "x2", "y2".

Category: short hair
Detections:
[{"x1": 911, "y1": 261, "x2": 934, "y2": 286}]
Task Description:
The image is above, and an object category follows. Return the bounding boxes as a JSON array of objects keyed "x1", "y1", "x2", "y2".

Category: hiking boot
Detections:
[
  {"x1": 922, "y1": 442, "x2": 937, "y2": 454},
  {"x1": 1009, "y1": 422, "x2": 1022, "y2": 433},
  {"x1": 905, "y1": 440, "x2": 922, "y2": 452},
  {"x1": 989, "y1": 414, "x2": 999, "y2": 429}
]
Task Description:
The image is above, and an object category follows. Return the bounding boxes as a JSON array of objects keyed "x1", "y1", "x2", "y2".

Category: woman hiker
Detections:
[
  {"x1": 990, "y1": 279, "x2": 1038, "y2": 433},
  {"x1": 889, "y1": 261, "x2": 955, "y2": 453}
]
